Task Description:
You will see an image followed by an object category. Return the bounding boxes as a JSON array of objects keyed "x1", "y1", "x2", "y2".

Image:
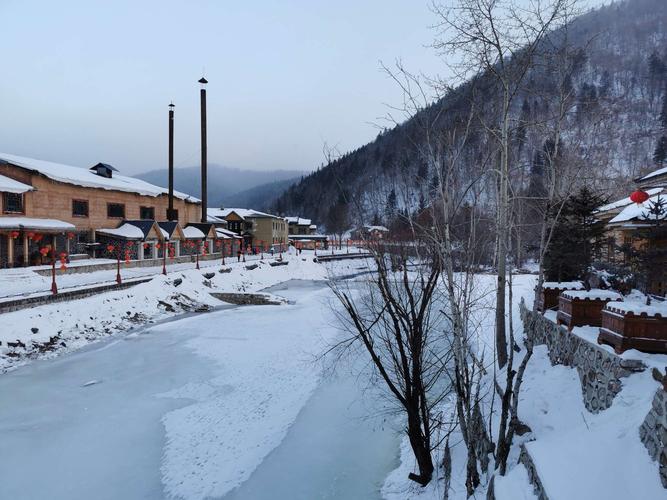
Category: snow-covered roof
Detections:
[
  {"x1": 365, "y1": 225, "x2": 389, "y2": 232},
  {"x1": 608, "y1": 194, "x2": 667, "y2": 224},
  {"x1": 309, "y1": 224, "x2": 317, "y2": 229},
  {"x1": 183, "y1": 226, "x2": 206, "y2": 239},
  {"x1": 0, "y1": 217, "x2": 75, "y2": 230},
  {"x1": 0, "y1": 153, "x2": 199, "y2": 202},
  {"x1": 0, "y1": 174, "x2": 33, "y2": 194},
  {"x1": 286, "y1": 216, "x2": 311, "y2": 226},
  {"x1": 606, "y1": 300, "x2": 667, "y2": 318},
  {"x1": 541, "y1": 281, "x2": 584, "y2": 290},
  {"x1": 636, "y1": 166, "x2": 667, "y2": 182},
  {"x1": 208, "y1": 207, "x2": 282, "y2": 220},
  {"x1": 97, "y1": 224, "x2": 145, "y2": 240},
  {"x1": 562, "y1": 289, "x2": 623, "y2": 301},
  {"x1": 215, "y1": 228, "x2": 241, "y2": 239},
  {"x1": 596, "y1": 188, "x2": 664, "y2": 213}
]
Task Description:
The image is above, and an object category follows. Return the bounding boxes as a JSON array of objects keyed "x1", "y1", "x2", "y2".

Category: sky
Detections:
[{"x1": 0, "y1": 0, "x2": 608, "y2": 176}]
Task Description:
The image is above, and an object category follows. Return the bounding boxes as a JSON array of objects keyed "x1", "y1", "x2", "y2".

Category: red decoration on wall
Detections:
[{"x1": 630, "y1": 190, "x2": 650, "y2": 204}]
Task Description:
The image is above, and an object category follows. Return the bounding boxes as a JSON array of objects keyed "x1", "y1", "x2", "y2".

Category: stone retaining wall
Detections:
[
  {"x1": 639, "y1": 388, "x2": 667, "y2": 487},
  {"x1": 519, "y1": 298, "x2": 645, "y2": 413}
]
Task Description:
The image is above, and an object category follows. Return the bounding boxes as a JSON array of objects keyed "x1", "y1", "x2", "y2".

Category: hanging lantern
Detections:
[
  {"x1": 33, "y1": 233, "x2": 43, "y2": 243},
  {"x1": 39, "y1": 247, "x2": 49, "y2": 257},
  {"x1": 143, "y1": 243, "x2": 150, "y2": 250},
  {"x1": 630, "y1": 190, "x2": 650, "y2": 204},
  {"x1": 59, "y1": 252, "x2": 67, "y2": 260},
  {"x1": 107, "y1": 244, "x2": 115, "y2": 253},
  {"x1": 9, "y1": 231, "x2": 19, "y2": 239},
  {"x1": 156, "y1": 243, "x2": 161, "y2": 249},
  {"x1": 67, "y1": 232, "x2": 75, "y2": 240},
  {"x1": 27, "y1": 232, "x2": 35, "y2": 240},
  {"x1": 127, "y1": 241, "x2": 134, "y2": 247}
]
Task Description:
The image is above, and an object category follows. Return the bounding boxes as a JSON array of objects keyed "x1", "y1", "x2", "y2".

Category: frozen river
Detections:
[{"x1": 0, "y1": 280, "x2": 400, "y2": 499}]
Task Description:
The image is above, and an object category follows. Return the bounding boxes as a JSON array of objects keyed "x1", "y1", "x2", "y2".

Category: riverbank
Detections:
[{"x1": 0, "y1": 253, "x2": 370, "y2": 372}]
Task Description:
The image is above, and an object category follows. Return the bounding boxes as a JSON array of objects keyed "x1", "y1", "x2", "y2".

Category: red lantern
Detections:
[
  {"x1": 33, "y1": 233, "x2": 43, "y2": 243},
  {"x1": 9, "y1": 231, "x2": 19, "y2": 239},
  {"x1": 26, "y1": 232, "x2": 35, "y2": 240},
  {"x1": 67, "y1": 232, "x2": 75, "y2": 240},
  {"x1": 156, "y1": 243, "x2": 161, "y2": 249},
  {"x1": 39, "y1": 247, "x2": 49, "y2": 257},
  {"x1": 630, "y1": 190, "x2": 650, "y2": 204},
  {"x1": 127, "y1": 241, "x2": 134, "y2": 247},
  {"x1": 59, "y1": 252, "x2": 67, "y2": 260},
  {"x1": 107, "y1": 244, "x2": 115, "y2": 253},
  {"x1": 143, "y1": 243, "x2": 150, "y2": 250}
]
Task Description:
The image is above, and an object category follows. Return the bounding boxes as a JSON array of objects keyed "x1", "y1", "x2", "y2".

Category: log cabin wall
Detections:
[{"x1": 0, "y1": 163, "x2": 200, "y2": 230}]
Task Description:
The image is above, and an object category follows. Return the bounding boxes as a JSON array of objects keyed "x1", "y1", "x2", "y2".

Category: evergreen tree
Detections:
[
  {"x1": 385, "y1": 189, "x2": 397, "y2": 222},
  {"x1": 661, "y1": 83, "x2": 667, "y2": 128},
  {"x1": 654, "y1": 136, "x2": 667, "y2": 166},
  {"x1": 543, "y1": 187, "x2": 608, "y2": 282},
  {"x1": 629, "y1": 195, "x2": 667, "y2": 303}
]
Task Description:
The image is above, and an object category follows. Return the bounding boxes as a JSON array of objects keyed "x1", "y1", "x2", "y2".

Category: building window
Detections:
[
  {"x1": 140, "y1": 206, "x2": 155, "y2": 219},
  {"x1": 107, "y1": 203, "x2": 125, "y2": 218},
  {"x1": 72, "y1": 199, "x2": 89, "y2": 217},
  {"x1": 3, "y1": 192, "x2": 24, "y2": 213}
]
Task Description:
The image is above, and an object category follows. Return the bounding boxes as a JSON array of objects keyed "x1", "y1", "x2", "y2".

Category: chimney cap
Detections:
[
  {"x1": 198, "y1": 77, "x2": 208, "y2": 84},
  {"x1": 169, "y1": 101, "x2": 175, "y2": 108}
]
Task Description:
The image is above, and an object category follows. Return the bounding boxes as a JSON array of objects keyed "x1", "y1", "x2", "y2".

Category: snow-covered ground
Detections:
[
  {"x1": 0, "y1": 252, "x2": 367, "y2": 371},
  {"x1": 0, "y1": 276, "x2": 399, "y2": 500}
]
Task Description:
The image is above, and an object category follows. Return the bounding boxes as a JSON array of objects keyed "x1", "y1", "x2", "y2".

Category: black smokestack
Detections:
[
  {"x1": 199, "y1": 77, "x2": 208, "y2": 223},
  {"x1": 167, "y1": 102, "x2": 176, "y2": 221}
]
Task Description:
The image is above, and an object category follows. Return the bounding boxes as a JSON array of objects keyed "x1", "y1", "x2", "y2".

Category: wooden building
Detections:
[{"x1": 0, "y1": 153, "x2": 201, "y2": 267}]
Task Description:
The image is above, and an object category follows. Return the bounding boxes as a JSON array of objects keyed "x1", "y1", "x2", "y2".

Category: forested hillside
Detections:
[{"x1": 272, "y1": 0, "x2": 667, "y2": 230}]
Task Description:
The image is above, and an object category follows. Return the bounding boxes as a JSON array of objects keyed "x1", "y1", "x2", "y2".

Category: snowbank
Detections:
[{"x1": 0, "y1": 254, "x2": 367, "y2": 372}]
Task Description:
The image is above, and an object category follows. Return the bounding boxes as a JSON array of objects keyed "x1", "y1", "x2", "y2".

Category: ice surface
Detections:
[{"x1": 0, "y1": 278, "x2": 397, "y2": 500}]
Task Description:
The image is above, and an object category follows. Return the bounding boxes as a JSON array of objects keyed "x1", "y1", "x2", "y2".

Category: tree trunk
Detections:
[
  {"x1": 406, "y1": 410, "x2": 434, "y2": 486},
  {"x1": 495, "y1": 90, "x2": 510, "y2": 369}
]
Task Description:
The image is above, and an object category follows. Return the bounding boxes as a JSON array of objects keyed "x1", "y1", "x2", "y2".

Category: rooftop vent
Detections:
[{"x1": 90, "y1": 162, "x2": 118, "y2": 179}]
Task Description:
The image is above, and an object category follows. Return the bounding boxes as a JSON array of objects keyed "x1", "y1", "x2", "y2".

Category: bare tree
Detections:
[
  {"x1": 432, "y1": 0, "x2": 580, "y2": 369},
  {"x1": 329, "y1": 241, "x2": 451, "y2": 486}
]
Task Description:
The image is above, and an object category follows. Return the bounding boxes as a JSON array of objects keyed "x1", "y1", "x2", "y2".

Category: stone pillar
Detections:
[
  {"x1": 174, "y1": 240, "x2": 180, "y2": 258},
  {"x1": 8, "y1": 236, "x2": 14, "y2": 268},
  {"x1": 152, "y1": 242, "x2": 158, "y2": 260}
]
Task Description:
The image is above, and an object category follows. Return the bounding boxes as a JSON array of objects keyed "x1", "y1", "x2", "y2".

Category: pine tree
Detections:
[
  {"x1": 543, "y1": 187, "x2": 608, "y2": 282},
  {"x1": 660, "y1": 83, "x2": 667, "y2": 128},
  {"x1": 634, "y1": 195, "x2": 667, "y2": 303},
  {"x1": 654, "y1": 136, "x2": 667, "y2": 166},
  {"x1": 385, "y1": 189, "x2": 397, "y2": 222}
]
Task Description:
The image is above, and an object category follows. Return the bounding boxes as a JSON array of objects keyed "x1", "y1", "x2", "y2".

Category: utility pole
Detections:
[
  {"x1": 199, "y1": 77, "x2": 208, "y2": 223},
  {"x1": 167, "y1": 102, "x2": 176, "y2": 221}
]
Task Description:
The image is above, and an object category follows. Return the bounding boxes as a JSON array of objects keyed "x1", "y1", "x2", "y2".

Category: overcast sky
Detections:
[{"x1": 0, "y1": 0, "x2": 607, "y2": 176}]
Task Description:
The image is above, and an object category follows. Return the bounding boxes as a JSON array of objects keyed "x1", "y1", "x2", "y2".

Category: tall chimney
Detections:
[
  {"x1": 199, "y1": 77, "x2": 208, "y2": 223},
  {"x1": 167, "y1": 102, "x2": 176, "y2": 221}
]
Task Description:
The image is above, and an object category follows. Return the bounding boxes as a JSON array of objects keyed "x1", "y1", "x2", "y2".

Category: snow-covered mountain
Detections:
[{"x1": 272, "y1": 0, "x2": 667, "y2": 227}]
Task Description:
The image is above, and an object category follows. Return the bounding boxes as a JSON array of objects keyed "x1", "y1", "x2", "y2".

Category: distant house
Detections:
[
  {"x1": 207, "y1": 208, "x2": 288, "y2": 249},
  {"x1": 597, "y1": 167, "x2": 667, "y2": 294},
  {"x1": 286, "y1": 216, "x2": 316, "y2": 235},
  {"x1": 351, "y1": 224, "x2": 389, "y2": 241},
  {"x1": 0, "y1": 153, "x2": 201, "y2": 267}
]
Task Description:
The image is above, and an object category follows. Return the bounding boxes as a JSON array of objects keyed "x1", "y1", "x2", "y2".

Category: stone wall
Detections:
[
  {"x1": 519, "y1": 298, "x2": 645, "y2": 413},
  {"x1": 639, "y1": 388, "x2": 667, "y2": 487}
]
